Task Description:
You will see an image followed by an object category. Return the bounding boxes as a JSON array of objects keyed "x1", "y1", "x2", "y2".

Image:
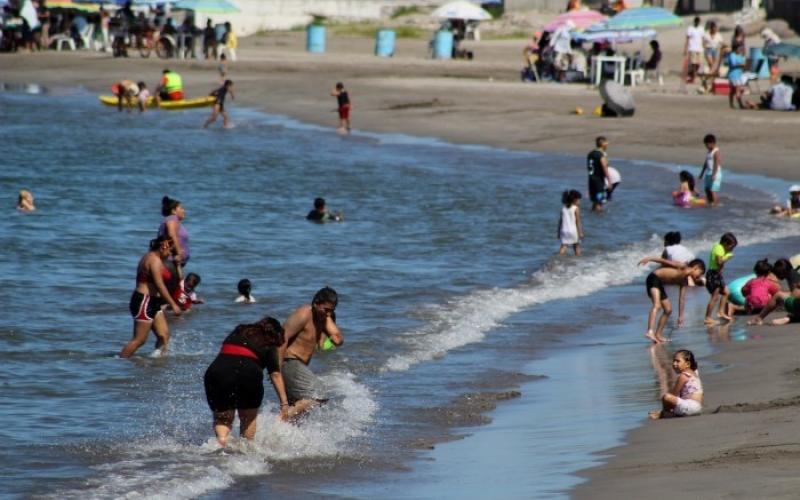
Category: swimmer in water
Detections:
[
  {"x1": 17, "y1": 190, "x2": 35, "y2": 211},
  {"x1": 173, "y1": 272, "x2": 204, "y2": 311},
  {"x1": 306, "y1": 197, "x2": 343, "y2": 222},
  {"x1": 236, "y1": 279, "x2": 256, "y2": 304},
  {"x1": 120, "y1": 235, "x2": 182, "y2": 358},
  {"x1": 638, "y1": 256, "x2": 707, "y2": 343}
]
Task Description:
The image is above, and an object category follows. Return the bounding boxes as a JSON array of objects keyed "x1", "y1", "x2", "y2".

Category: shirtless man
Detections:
[
  {"x1": 638, "y1": 256, "x2": 706, "y2": 343},
  {"x1": 279, "y1": 287, "x2": 343, "y2": 418}
]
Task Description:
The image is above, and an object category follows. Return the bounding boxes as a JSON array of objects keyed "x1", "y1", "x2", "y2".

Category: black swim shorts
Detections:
[
  {"x1": 129, "y1": 291, "x2": 165, "y2": 322},
  {"x1": 646, "y1": 272, "x2": 668, "y2": 300},
  {"x1": 588, "y1": 178, "x2": 606, "y2": 204},
  {"x1": 705, "y1": 269, "x2": 726, "y2": 294},
  {"x1": 204, "y1": 356, "x2": 264, "y2": 412}
]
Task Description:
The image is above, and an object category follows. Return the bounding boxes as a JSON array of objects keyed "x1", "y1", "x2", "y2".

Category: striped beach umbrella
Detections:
[
  {"x1": 591, "y1": 7, "x2": 682, "y2": 30},
  {"x1": 545, "y1": 10, "x2": 607, "y2": 33},
  {"x1": 173, "y1": 0, "x2": 239, "y2": 14},
  {"x1": 47, "y1": 0, "x2": 102, "y2": 12}
]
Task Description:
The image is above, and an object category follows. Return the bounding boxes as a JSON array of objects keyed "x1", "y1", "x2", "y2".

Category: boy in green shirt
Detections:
[{"x1": 704, "y1": 232, "x2": 737, "y2": 324}]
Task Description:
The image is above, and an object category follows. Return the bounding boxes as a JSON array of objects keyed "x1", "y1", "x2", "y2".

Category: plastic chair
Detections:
[
  {"x1": 52, "y1": 33, "x2": 76, "y2": 51},
  {"x1": 745, "y1": 59, "x2": 765, "y2": 93}
]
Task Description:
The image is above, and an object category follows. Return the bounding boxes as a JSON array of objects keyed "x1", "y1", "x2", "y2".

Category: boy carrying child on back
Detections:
[
  {"x1": 704, "y1": 232, "x2": 737, "y2": 324},
  {"x1": 638, "y1": 255, "x2": 707, "y2": 343}
]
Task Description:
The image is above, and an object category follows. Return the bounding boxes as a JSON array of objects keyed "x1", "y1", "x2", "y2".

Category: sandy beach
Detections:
[{"x1": 4, "y1": 24, "x2": 800, "y2": 498}]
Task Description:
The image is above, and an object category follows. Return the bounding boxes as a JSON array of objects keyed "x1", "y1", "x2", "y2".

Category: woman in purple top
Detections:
[{"x1": 158, "y1": 196, "x2": 190, "y2": 270}]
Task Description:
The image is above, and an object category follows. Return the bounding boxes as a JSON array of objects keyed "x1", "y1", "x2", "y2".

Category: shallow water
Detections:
[{"x1": 1, "y1": 89, "x2": 798, "y2": 498}]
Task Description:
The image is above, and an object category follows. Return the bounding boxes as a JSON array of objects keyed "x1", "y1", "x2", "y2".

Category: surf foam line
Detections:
[
  {"x1": 383, "y1": 214, "x2": 800, "y2": 373},
  {"x1": 47, "y1": 372, "x2": 377, "y2": 500}
]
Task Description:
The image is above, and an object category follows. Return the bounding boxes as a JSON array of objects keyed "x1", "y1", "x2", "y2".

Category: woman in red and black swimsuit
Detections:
[
  {"x1": 120, "y1": 235, "x2": 183, "y2": 358},
  {"x1": 204, "y1": 317, "x2": 291, "y2": 447}
]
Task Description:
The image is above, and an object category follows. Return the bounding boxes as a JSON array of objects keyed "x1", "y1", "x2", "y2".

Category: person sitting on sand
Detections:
[
  {"x1": 727, "y1": 259, "x2": 780, "y2": 316},
  {"x1": 235, "y1": 279, "x2": 256, "y2": 304},
  {"x1": 306, "y1": 197, "x2": 343, "y2": 223},
  {"x1": 674, "y1": 170, "x2": 704, "y2": 207},
  {"x1": 649, "y1": 349, "x2": 703, "y2": 419},
  {"x1": 638, "y1": 256, "x2": 707, "y2": 343},
  {"x1": 203, "y1": 79, "x2": 234, "y2": 129},
  {"x1": 17, "y1": 189, "x2": 35, "y2": 212},
  {"x1": 748, "y1": 279, "x2": 800, "y2": 326},
  {"x1": 770, "y1": 185, "x2": 800, "y2": 217},
  {"x1": 746, "y1": 74, "x2": 796, "y2": 111},
  {"x1": 704, "y1": 232, "x2": 737, "y2": 325}
]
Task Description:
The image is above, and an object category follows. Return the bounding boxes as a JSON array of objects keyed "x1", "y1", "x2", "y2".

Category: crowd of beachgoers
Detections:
[{"x1": 7, "y1": 0, "x2": 800, "y2": 463}]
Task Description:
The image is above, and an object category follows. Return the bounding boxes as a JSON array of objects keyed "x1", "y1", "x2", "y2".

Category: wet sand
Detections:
[{"x1": 4, "y1": 29, "x2": 800, "y2": 498}]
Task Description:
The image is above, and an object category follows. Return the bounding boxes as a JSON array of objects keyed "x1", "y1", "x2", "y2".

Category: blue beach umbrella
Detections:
[
  {"x1": 590, "y1": 7, "x2": 682, "y2": 30},
  {"x1": 765, "y1": 42, "x2": 800, "y2": 59},
  {"x1": 173, "y1": 0, "x2": 239, "y2": 14}
]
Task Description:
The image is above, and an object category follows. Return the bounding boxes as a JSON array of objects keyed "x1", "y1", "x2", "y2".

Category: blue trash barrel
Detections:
[
  {"x1": 307, "y1": 24, "x2": 326, "y2": 53},
  {"x1": 749, "y1": 47, "x2": 770, "y2": 79},
  {"x1": 433, "y1": 30, "x2": 453, "y2": 59},
  {"x1": 375, "y1": 29, "x2": 396, "y2": 57}
]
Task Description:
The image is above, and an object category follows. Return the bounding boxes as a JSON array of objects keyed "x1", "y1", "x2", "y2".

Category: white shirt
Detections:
[
  {"x1": 770, "y1": 82, "x2": 795, "y2": 111},
  {"x1": 687, "y1": 26, "x2": 704, "y2": 53},
  {"x1": 605, "y1": 167, "x2": 621, "y2": 186},
  {"x1": 665, "y1": 244, "x2": 695, "y2": 263},
  {"x1": 703, "y1": 32, "x2": 723, "y2": 50},
  {"x1": 550, "y1": 26, "x2": 572, "y2": 55}
]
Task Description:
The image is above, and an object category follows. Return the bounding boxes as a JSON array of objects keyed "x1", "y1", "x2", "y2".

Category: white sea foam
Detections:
[
  {"x1": 48, "y1": 372, "x2": 377, "y2": 500},
  {"x1": 383, "y1": 217, "x2": 800, "y2": 372}
]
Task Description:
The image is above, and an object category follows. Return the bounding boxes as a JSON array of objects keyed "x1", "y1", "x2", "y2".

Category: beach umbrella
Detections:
[
  {"x1": 431, "y1": 1, "x2": 492, "y2": 21},
  {"x1": 574, "y1": 27, "x2": 657, "y2": 43},
  {"x1": 545, "y1": 10, "x2": 607, "y2": 33},
  {"x1": 600, "y1": 80, "x2": 635, "y2": 117},
  {"x1": 593, "y1": 7, "x2": 681, "y2": 30},
  {"x1": 173, "y1": 0, "x2": 238, "y2": 14},
  {"x1": 47, "y1": 0, "x2": 102, "y2": 12},
  {"x1": 765, "y1": 42, "x2": 800, "y2": 59}
]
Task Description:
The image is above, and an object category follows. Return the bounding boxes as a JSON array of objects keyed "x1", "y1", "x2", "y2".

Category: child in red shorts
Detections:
[{"x1": 331, "y1": 82, "x2": 351, "y2": 133}]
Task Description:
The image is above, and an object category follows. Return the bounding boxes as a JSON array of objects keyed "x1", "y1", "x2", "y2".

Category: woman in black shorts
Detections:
[{"x1": 204, "y1": 316, "x2": 290, "y2": 447}]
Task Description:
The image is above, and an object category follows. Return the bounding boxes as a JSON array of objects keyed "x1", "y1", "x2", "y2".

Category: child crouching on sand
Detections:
[
  {"x1": 748, "y1": 280, "x2": 800, "y2": 326},
  {"x1": 638, "y1": 256, "x2": 707, "y2": 343},
  {"x1": 558, "y1": 189, "x2": 583, "y2": 256},
  {"x1": 650, "y1": 349, "x2": 703, "y2": 419},
  {"x1": 727, "y1": 259, "x2": 780, "y2": 316}
]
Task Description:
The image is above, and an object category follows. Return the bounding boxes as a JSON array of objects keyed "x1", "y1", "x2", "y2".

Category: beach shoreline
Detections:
[{"x1": 4, "y1": 31, "x2": 800, "y2": 498}]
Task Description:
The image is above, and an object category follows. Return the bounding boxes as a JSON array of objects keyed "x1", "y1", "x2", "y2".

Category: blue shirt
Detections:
[{"x1": 726, "y1": 52, "x2": 745, "y2": 82}]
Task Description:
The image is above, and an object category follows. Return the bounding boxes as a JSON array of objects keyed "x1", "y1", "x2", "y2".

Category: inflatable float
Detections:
[
  {"x1": 98, "y1": 95, "x2": 216, "y2": 110},
  {"x1": 672, "y1": 191, "x2": 707, "y2": 207},
  {"x1": 728, "y1": 273, "x2": 756, "y2": 306}
]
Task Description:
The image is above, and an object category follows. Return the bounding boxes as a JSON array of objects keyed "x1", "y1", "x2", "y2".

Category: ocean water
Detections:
[{"x1": 1, "y1": 88, "x2": 799, "y2": 499}]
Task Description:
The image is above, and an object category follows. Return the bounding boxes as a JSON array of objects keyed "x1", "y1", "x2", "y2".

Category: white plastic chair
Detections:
[
  {"x1": 626, "y1": 69, "x2": 645, "y2": 87},
  {"x1": 52, "y1": 33, "x2": 76, "y2": 51}
]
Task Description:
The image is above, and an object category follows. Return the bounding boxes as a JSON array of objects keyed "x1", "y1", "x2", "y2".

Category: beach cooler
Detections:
[{"x1": 713, "y1": 78, "x2": 730, "y2": 95}]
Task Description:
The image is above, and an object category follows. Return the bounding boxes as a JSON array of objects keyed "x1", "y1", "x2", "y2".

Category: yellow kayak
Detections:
[{"x1": 98, "y1": 95, "x2": 216, "y2": 110}]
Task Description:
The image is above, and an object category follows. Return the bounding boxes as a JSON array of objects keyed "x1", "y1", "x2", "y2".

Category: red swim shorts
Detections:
[{"x1": 338, "y1": 104, "x2": 350, "y2": 120}]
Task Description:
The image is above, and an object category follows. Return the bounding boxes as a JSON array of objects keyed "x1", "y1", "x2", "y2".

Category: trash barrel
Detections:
[
  {"x1": 433, "y1": 29, "x2": 453, "y2": 59},
  {"x1": 375, "y1": 29, "x2": 396, "y2": 57},
  {"x1": 749, "y1": 47, "x2": 770, "y2": 79},
  {"x1": 306, "y1": 24, "x2": 326, "y2": 53}
]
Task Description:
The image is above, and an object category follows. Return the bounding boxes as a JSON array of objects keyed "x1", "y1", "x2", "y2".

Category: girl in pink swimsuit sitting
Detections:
[{"x1": 650, "y1": 349, "x2": 703, "y2": 419}]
